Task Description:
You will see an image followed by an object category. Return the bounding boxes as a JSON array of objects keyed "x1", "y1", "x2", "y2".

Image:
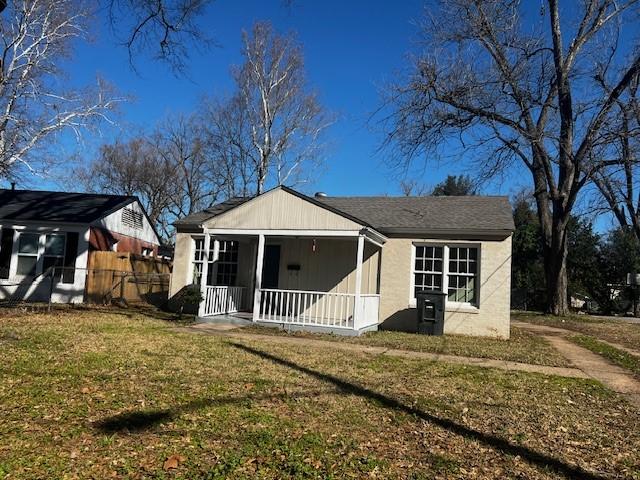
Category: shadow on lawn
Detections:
[
  {"x1": 228, "y1": 342, "x2": 605, "y2": 480},
  {"x1": 94, "y1": 389, "x2": 339, "y2": 433},
  {"x1": 94, "y1": 341, "x2": 604, "y2": 480}
]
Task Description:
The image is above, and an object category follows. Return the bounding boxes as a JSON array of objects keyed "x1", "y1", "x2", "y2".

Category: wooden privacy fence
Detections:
[{"x1": 85, "y1": 251, "x2": 172, "y2": 305}]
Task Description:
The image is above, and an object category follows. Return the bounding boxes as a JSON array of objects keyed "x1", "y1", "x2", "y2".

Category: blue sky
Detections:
[{"x1": 33, "y1": 0, "x2": 519, "y2": 198}]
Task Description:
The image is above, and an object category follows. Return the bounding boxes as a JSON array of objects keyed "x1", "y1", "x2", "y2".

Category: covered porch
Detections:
[{"x1": 196, "y1": 228, "x2": 384, "y2": 334}]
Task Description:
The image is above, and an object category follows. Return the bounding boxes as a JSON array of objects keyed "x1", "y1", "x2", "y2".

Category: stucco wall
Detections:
[
  {"x1": 169, "y1": 232, "x2": 194, "y2": 297},
  {"x1": 378, "y1": 236, "x2": 512, "y2": 338}
]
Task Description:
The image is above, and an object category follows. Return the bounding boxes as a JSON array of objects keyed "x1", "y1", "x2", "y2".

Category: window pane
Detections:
[
  {"x1": 470, "y1": 249, "x2": 477, "y2": 260},
  {"x1": 45, "y1": 234, "x2": 65, "y2": 256},
  {"x1": 449, "y1": 260, "x2": 458, "y2": 273},
  {"x1": 459, "y1": 248, "x2": 467, "y2": 260},
  {"x1": 17, "y1": 256, "x2": 37, "y2": 275},
  {"x1": 469, "y1": 261, "x2": 477, "y2": 274},
  {"x1": 434, "y1": 260, "x2": 442, "y2": 272},
  {"x1": 449, "y1": 248, "x2": 457, "y2": 260},
  {"x1": 18, "y1": 233, "x2": 39, "y2": 254}
]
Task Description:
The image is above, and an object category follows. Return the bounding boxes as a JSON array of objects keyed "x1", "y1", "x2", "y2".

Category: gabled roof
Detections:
[
  {"x1": 0, "y1": 189, "x2": 136, "y2": 224},
  {"x1": 317, "y1": 195, "x2": 514, "y2": 235},
  {"x1": 175, "y1": 186, "x2": 514, "y2": 237}
]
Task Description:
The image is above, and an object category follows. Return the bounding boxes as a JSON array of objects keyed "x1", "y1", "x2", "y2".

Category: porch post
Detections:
[
  {"x1": 353, "y1": 234, "x2": 365, "y2": 330},
  {"x1": 197, "y1": 231, "x2": 211, "y2": 317},
  {"x1": 252, "y1": 234, "x2": 266, "y2": 322}
]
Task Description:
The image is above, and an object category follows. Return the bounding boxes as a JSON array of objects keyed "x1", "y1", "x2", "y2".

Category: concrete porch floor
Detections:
[{"x1": 195, "y1": 311, "x2": 378, "y2": 337}]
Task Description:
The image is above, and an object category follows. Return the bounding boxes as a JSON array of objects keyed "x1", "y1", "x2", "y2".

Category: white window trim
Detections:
[{"x1": 409, "y1": 242, "x2": 481, "y2": 311}]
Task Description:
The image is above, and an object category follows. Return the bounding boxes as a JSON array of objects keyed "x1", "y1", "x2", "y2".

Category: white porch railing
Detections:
[
  {"x1": 256, "y1": 288, "x2": 380, "y2": 330},
  {"x1": 202, "y1": 286, "x2": 246, "y2": 316}
]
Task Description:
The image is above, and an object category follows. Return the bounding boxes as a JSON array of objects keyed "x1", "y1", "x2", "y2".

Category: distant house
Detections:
[
  {"x1": 170, "y1": 186, "x2": 514, "y2": 338},
  {"x1": 0, "y1": 188, "x2": 161, "y2": 303}
]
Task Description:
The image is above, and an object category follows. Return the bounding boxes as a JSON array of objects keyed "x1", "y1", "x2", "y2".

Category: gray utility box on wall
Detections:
[{"x1": 416, "y1": 290, "x2": 447, "y2": 335}]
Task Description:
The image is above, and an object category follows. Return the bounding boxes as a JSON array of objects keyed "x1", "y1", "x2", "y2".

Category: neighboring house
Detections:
[
  {"x1": 170, "y1": 186, "x2": 514, "y2": 338},
  {"x1": 0, "y1": 188, "x2": 161, "y2": 303}
]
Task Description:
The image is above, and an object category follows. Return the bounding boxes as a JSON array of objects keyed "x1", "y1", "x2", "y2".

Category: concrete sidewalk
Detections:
[
  {"x1": 515, "y1": 321, "x2": 640, "y2": 407},
  {"x1": 176, "y1": 323, "x2": 589, "y2": 379}
]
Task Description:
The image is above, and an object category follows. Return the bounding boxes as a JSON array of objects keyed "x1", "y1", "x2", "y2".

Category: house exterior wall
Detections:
[
  {"x1": 169, "y1": 231, "x2": 194, "y2": 297},
  {"x1": 203, "y1": 188, "x2": 364, "y2": 231},
  {"x1": 378, "y1": 235, "x2": 512, "y2": 338},
  {"x1": 93, "y1": 201, "x2": 159, "y2": 247},
  {"x1": 0, "y1": 222, "x2": 90, "y2": 303},
  {"x1": 169, "y1": 234, "x2": 379, "y2": 298},
  {"x1": 274, "y1": 237, "x2": 378, "y2": 294},
  {"x1": 89, "y1": 227, "x2": 159, "y2": 256}
]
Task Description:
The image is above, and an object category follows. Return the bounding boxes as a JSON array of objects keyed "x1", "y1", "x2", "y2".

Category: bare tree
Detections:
[
  {"x1": 590, "y1": 75, "x2": 640, "y2": 243},
  {"x1": 107, "y1": 0, "x2": 213, "y2": 72},
  {"x1": 0, "y1": 0, "x2": 119, "y2": 180},
  {"x1": 81, "y1": 138, "x2": 178, "y2": 238},
  {"x1": 383, "y1": 0, "x2": 640, "y2": 315},
  {"x1": 198, "y1": 94, "x2": 256, "y2": 198},
  {"x1": 152, "y1": 114, "x2": 223, "y2": 219},
  {"x1": 234, "y1": 21, "x2": 332, "y2": 194}
]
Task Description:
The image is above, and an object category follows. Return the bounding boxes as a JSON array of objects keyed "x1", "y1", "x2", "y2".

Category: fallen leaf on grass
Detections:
[{"x1": 163, "y1": 454, "x2": 186, "y2": 470}]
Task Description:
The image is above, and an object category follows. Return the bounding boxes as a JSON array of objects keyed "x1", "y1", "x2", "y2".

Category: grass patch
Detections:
[
  {"x1": 242, "y1": 325, "x2": 571, "y2": 367},
  {"x1": 571, "y1": 334, "x2": 640, "y2": 377},
  {"x1": 514, "y1": 311, "x2": 640, "y2": 353},
  {"x1": 0, "y1": 309, "x2": 639, "y2": 479}
]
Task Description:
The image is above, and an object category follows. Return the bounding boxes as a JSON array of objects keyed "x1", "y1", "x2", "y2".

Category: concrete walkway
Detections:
[
  {"x1": 515, "y1": 321, "x2": 640, "y2": 408},
  {"x1": 176, "y1": 323, "x2": 589, "y2": 379}
]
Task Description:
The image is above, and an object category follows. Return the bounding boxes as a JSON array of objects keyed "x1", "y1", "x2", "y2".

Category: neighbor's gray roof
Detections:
[
  {"x1": 0, "y1": 189, "x2": 136, "y2": 224},
  {"x1": 174, "y1": 197, "x2": 250, "y2": 228},
  {"x1": 175, "y1": 188, "x2": 514, "y2": 236},
  {"x1": 317, "y1": 195, "x2": 514, "y2": 234}
]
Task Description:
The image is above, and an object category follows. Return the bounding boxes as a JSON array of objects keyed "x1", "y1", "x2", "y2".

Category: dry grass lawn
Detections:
[
  {"x1": 243, "y1": 325, "x2": 571, "y2": 367},
  {"x1": 514, "y1": 311, "x2": 640, "y2": 352},
  {"x1": 1, "y1": 308, "x2": 639, "y2": 479}
]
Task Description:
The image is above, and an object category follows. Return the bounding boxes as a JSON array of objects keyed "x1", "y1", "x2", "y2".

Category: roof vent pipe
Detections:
[
  {"x1": 314, "y1": 192, "x2": 327, "y2": 198},
  {"x1": 10, "y1": 182, "x2": 15, "y2": 191}
]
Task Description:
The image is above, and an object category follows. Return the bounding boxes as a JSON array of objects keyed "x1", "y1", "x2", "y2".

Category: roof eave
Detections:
[{"x1": 381, "y1": 228, "x2": 514, "y2": 240}]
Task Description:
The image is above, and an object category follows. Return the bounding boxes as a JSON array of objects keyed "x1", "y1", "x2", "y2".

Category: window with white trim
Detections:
[
  {"x1": 412, "y1": 244, "x2": 480, "y2": 307},
  {"x1": 215, "y1": 240, "x2": 238, "y2": 286},
  {"x1": 16, "y1": 233, "x2": 39, "y2": 276},
  {"x1": 192, "y1": 237, "x2": 206, "y2": 284},
  {"x1": 413, "y1": 246, "x2": 443, "y2": 298},
  {"x1": 448, "y1": 247, "x2": 478, "y2": 304},
  {"x1": 42, "y1": 234, "x2": 66, "y2": 279}
]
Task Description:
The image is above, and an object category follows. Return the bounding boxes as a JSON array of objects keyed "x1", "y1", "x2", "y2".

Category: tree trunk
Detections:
[{"x1": 543, "y1": 224, "x2": 569, "y2": 316}]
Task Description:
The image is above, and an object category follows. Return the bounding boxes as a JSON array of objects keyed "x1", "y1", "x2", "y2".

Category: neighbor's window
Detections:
[
  {"x1": 448, "y1": 247, "x2": 478, "y2": 304},
  {"x1": 16, "y1": 233, "x2": 40, "y2": 276},
  {"x1": 215, "y1": 240, "x2": 239, "y2": 286},
  {"x1": 413, "y1": 246, "x2": 443, "y2": 298},
  {"x1": 42, "y1": 234, "x2": 65, "y2": 278},
  {"x1": 412, "y1": 244, "x2": 480, "y2": 307}
]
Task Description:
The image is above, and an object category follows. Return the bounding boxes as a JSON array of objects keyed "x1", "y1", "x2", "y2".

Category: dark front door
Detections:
[{"x1": 262, "y1": 245, "x2": 281, "y2": 289}]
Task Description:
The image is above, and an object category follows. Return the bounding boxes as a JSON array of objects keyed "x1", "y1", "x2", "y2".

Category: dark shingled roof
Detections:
[
  {"x1": 174, "y1": 197, "x2": 250, "y2": 227},
  {"x1": 317, "y1": 195, "x2": 514, "y2": 234},
  {"x1": 0, "y1": 189, "x2": 136, "y2": 224},
  {"x1": 175, "y1": 187, "x2": 514, "y2": 235}
]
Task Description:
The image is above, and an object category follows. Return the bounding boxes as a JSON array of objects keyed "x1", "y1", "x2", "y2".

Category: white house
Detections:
[{"x1": 0, "y1": 188, "x2": 161, "y2": 304}]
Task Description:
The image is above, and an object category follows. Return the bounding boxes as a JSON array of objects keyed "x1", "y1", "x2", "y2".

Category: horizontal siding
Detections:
[{"x1": 204, "y1": 188, "x2": 363, "y2": 231}]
